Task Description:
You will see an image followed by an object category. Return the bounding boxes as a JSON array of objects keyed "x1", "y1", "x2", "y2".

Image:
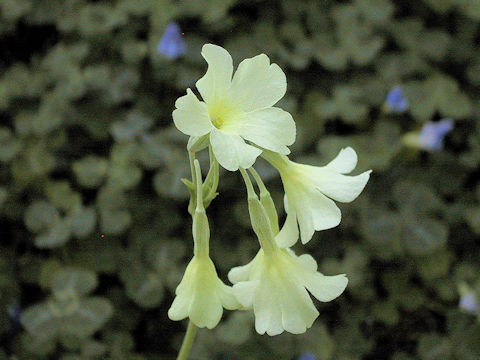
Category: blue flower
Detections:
[
  {"x1": 418, "y1": 118, "x2": 454, "y2": 151},
  {"x1": 385, "y1": 86, "x2": 408, "y2": 113},
  {"x1": 459, "y1": 291, "x2": 478, "y2": 314},
  {"x1": 297, "y1": 353, "x2": 316, "y2": 360},
  {"x1": 157, "y1": 22, "x2": 186, "y2": 59}
]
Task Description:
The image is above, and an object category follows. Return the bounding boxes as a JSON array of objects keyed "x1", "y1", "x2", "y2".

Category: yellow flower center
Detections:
[
  {"x1": 208, "y1": 100, "x2": 241, "y2": 130},
  {"x1": 210, "y1": 115, "x2": 224, "y2": 129}
]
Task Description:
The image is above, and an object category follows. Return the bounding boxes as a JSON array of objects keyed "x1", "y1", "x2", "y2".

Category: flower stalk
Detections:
[{"x1": 176, "y1": 320, "x2": 198, "y2": 360}]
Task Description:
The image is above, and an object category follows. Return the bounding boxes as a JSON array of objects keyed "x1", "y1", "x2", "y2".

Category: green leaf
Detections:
[
  {"x1": 39, "y1": 259, "x2": 63, "y2": 290},
  {"x1": 110, "y1": 111, "x2": 153, "y2": 142},
  {"x1": 317, "y1": 122, "x2": 401, "y2": 171},
  {"x1": 34, "y1": 219, "x2": 71, "y2": 248},
  {"x1": 70, "y1": 236, "x2": 118, "y2": 274},
  {"x1": 66, "y1": 206, "x2": 96, "y2": 239},
  {"x1": 107, "y1": 162, "x2": 142, "y2": 190},
  {"x1": 355, "y1": 0, "x2": 394, "y2": 24},
  {"x1": 417, "y1": 333, "x2": 452, "y2": 360},
  {"x1": 62, "y1": 297, "x2": 113, "y2": 338},
  {"x1": 416, "y1": 249, "x2": 453, "y2": 280},
  {"x1": 24, "y1": 201, "x2": 60, "y2": 233},
  {"x1": 372, "y1": 300, "x2": 400, "y2": 326},
  {"x1": 403, "y1": 217, "x2": 448, "y2": 256},
  {"x1": 21, "y1": 303, "x2": 60, "y2": 342},
  {"x1": 394, "y1": 181, "x2": 443, "y2": 215},
  {"x1": 81, "y1": 340, "x2": 107, "y2": 358},
  {"x1": 0, "y1": 127, "x2": 21, "y2": 163},
  {"x1": 72, "y1": 156, "x2": 109, "y2": 189},
  {"x1": 51, "y1": 268, "x2": 97, "y2": 297},
  {"x1": 361, "y1": 210, "x2": 403, "y2": 258},
  {"x1": 153, "y1": 164, "x2": 189, "y2": 200},
  {"x1": 215, "y1": 311, "x2": 252, "y2": 345},
  {"x1": 298, "y1": 323, "x2": 335, "y2": 360},
  {"x1": 106, "y1": 143, "x2": 143, "y2": 190},
  {"x1": 459, "y1": 0, "x2": 480, "y2": 20},
  {"x1": 100, "y1": 209, "x2": 131, "y2": 235},
  {"x1": 465, "y1": 207, "x2": 480, "y2": 235},
  {"x1": 20, "y1": 332, "x2": 57, "y2": 356},
  {"x1": 46, "y1": 181, "x2": 82, "y2": 212},
  {"x1": 406, "y1": 75, "x2": 472, "y2": 121},
  {"x1": 124, "y1": 270, "x2": 164, "y2": 309}
]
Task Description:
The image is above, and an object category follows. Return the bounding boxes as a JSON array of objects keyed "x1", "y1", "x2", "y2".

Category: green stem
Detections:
[
  {"x1": 192, "y1": 160, "x2": 210, "y2": 258},
  {"x1": 248, "y1": 167, "x2": 267, "y2": 194},
  {"x1": 239, "y1": 168, "x2": 277, "y2": 255},
  {"x1": 239, "y1": 168, "x2": 257, "y2": 200},
  {"x1": 188, "y1": 151, "x2": 196, "y2": 186},
  {"x1": 176, "y1": 320, "x2": 198, "y2": 360},
  {"x1": 248, "y1": 167, "x2": 280, "y2": 234}
]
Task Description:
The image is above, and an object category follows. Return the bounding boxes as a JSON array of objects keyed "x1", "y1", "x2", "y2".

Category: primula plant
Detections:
[{"x1": 169, "y1": 44, "x2": 370, "y2": 359}]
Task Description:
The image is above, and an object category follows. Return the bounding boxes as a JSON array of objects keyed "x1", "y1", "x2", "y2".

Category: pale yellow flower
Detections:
[
  {"x1": 230, "y1": 169, "x2": 347, "y2": 336},
  {"x1": 263, "y1": 147, "x2": 371, "y2": 246},
  {"x1": 228, "y1": 248, "x2": 347, "y2": 336},
  {"x1": 168, "y1": 160, "x2": 240, "y2": 328},
  {"x1": 173, "y1": 44, "x2": 296, "y2": 171},
  {"x1": 168, "y1": 255, "x2": 240, "y2": 329}
]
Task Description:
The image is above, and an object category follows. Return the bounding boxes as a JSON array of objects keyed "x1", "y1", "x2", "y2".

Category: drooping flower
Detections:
[
  {"x1": 262, "y1": 148, "x2": 371, "y2": 246},
  {"x1": 157, "y1": 22, "x2": 186, "y2": 59},
  {"x1": 168, "y1": 160, "x2": 240, "y2": 328},
  {"x1": 229, "y1": 169, "x2": 348, "y2": 336},
  {"x1": 229, "y1": 247, "x2": 347, "y2": 336},
  {"x1": 172, "y1": 44, "x2": 296, "y2": 171},
  {"x1": 168, "y1": 255, "x2": 240, "y2": 329},
  {"x1": 384, "y1": 86, "x2": 408, "y2": 113},
  {"x1": 403, "y1": 118, "x2": 454, "y2": 152}
]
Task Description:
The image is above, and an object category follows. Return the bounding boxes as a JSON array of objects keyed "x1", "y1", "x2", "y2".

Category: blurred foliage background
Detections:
[{"x1": 1, "y1": 0, "x2": 480, "y2": 359}]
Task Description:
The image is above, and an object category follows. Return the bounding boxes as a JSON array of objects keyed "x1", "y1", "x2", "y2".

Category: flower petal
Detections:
[
  {"x1": 229, "y1": 54, "x2": 286, "y2": 112},
  {"x1": 168, "y1": 293, "x2": 190, "y2": 321},
  {"x1": 254, "y1": 279, "x2": 284, "y2": 335},
  {"x1": 310, "y1": 169, "x2": 372, "y2": 203},
  {"x1": 291, "y1": 190, "x2": 341, "y2": 243},
  {"x1": 279, "y1": 281, "x2": 318, "y2": 334},
  {"x1": 303, "y1": 273, "x2": 348, "y2": 302},
  {"x1": 238, "y1": 107, "x2": 296, "y2": 155},
  {"x1": 218, "y1": 283, "x2": 241, "y2": 310},
  {"x1": 196, "y1": 44, "x2": 233, "y2": 104},
  {"x1": 210, "y1": 127, "x2": 262, "y2": 171},
  {"x1": 189, "y1": 285, "x2": 223, "y2": 329},
  {"x1": 275, "y1": 202, "x2": 299, "y2": 248},
  {"x1": 172, "y1": 89, "x2": 212, "y2": 136},
  {"x1": 232, "y1": 280, "x2": 259, "y2": 308},
  {"x1": 323, "y1": 147, "x2": 358, "y2": 174},
  {"x1": 228, "y1": 264, "x2": 252, "y2": 284},
  {"x1": 296, "y1": 254, "x2": 318, "y2": 273}
]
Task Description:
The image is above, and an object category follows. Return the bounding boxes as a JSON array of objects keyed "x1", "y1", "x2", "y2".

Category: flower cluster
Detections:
[{"x1": 169, "y1": 44, "x2": 370, "y2": 336}]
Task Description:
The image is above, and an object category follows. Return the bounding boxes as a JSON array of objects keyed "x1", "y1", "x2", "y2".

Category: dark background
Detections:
[{"x1": 1, "y1": 0, "x2": 480, "y2": 359}]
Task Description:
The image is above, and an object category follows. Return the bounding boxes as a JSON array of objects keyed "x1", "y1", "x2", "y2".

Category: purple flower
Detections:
[
  {"x1": 385, "y1": 86, "x2": 408, "y2": 113},
  {"x1": 418, "y1": 118, "x2": 454, "y2": 151},
  {"x1": 297, "y1": 353, "x2": 316, "y2": 360},
  {"x1": 459, "y1": 291, "x2": 478, "y2": 313},
  {"x1": 157, "y1": 22, "x2": 186, "y2": 59}
]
